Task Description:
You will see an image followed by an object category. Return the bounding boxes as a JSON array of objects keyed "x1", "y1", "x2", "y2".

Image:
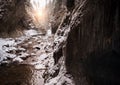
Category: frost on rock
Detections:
[
  {"x1": 0, "y1": 30, "x2": 33, "y2": 64},
  {"x1": 44, "y1": 1, "x2": 87, "y2": 84},
  {"x1": 0, "y1": 3, "x2": 83, "y2": 83},
  {"x1": 0, "y1": 38, "x2": 17, "y2": 63},
  {"x1": 44, "y1": 56, "x2": 75, "y2": 85},
  {"x1": 0, "y1": 6, "x2": 77, "y2": 84},
  {"x1": 0, "y1": 25, "x2": 74, "y2": 85}
]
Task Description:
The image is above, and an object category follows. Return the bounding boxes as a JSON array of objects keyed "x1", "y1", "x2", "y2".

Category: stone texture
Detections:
[
  {"x1": 65, "y1": 0, "x2": 120, "y2": 85},
  {"x1": 0, "y1": 0, "x2": 27, "y2": 34}
]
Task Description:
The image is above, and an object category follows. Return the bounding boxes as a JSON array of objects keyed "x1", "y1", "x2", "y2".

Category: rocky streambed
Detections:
[{"x1": 0, "y1": 29, "x2": 74, "y2": 85}]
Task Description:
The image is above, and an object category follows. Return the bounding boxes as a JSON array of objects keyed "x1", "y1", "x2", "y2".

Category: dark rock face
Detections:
[
  {"x1": 65, "y1": 0, "x2": 120, "y2": 85},
  {"x1": 0, "y1": 0, "x2": 27, "y2": 36},
  {"x1": 66, "y1": 0, "x2": 75, "y2": 11}
]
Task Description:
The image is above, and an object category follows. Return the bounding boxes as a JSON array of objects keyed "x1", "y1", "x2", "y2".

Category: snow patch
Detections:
[{"x1": 24, "y1": 29, "x2": 38, "y2": 36}]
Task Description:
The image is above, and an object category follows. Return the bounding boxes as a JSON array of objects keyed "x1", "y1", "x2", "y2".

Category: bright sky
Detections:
[
  {"x1": 30, "y1": 0, "x2": 53, "y2": 10},
  {"x1": 28, "y1": 0, "x2": 54, "y2": 27}
]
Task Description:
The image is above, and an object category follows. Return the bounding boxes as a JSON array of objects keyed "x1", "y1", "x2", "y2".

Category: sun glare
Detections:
[
  {"x1": 30, "y1": 0, "x2": 46, "y2": 10},
  {"x1": 27, "y1": 0, "x2": 53, "y2": 28}
]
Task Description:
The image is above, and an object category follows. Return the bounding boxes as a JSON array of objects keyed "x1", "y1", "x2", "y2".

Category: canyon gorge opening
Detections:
[{"x1": 0, "y1": 0, "x2": 120, "y2": 85}]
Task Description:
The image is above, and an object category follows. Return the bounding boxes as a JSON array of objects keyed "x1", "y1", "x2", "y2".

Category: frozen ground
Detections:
[
  {"x1": 0, "y1": 29, "x2": 54, "y2": 69},
  {"x1": 0, "y1": 29, "x2": 74, "y2": 85}
]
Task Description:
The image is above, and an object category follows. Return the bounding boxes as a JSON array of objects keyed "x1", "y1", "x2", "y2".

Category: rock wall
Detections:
[
  {"x1": 0, "y1": 0, "x2": 120, "y2": 85},
  {"x1": 65, "y1": 0, "x2": 120, "y2": 85},
  {"x1": 0, "y1": 0, "x2": 27, "y2": 37}
]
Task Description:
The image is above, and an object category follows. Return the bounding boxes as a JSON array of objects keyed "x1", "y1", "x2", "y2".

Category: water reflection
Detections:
[{"x1": 0, "y1": 64, "x2": 44, "y2": 85}]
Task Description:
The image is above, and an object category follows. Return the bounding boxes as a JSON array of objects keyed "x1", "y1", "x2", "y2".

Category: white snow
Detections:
[
  {"x1": 47, "y1": 29, "x2": 52, "y2": 36},
  {"x1": 0, "y1": 27, "x2": 74, "y2": 85},
  {"x1": 24, "y1": 29, "x2": 38, "y2": 36},
  {"x1": 39, "y1": 54, "x2": 48, "y2": 60},
  {"x1": 34, "y1": 64, "x2": 46, "y2": 70},
  {"x1": 13, "y1": 57, "x2": 23, "y2": 62},
  {"x1": 0, "y1": 38, "x2": 17, "y2": 62},
  {"x1": 0, "y1": 30, "x2": 36, "y2": 64}
]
